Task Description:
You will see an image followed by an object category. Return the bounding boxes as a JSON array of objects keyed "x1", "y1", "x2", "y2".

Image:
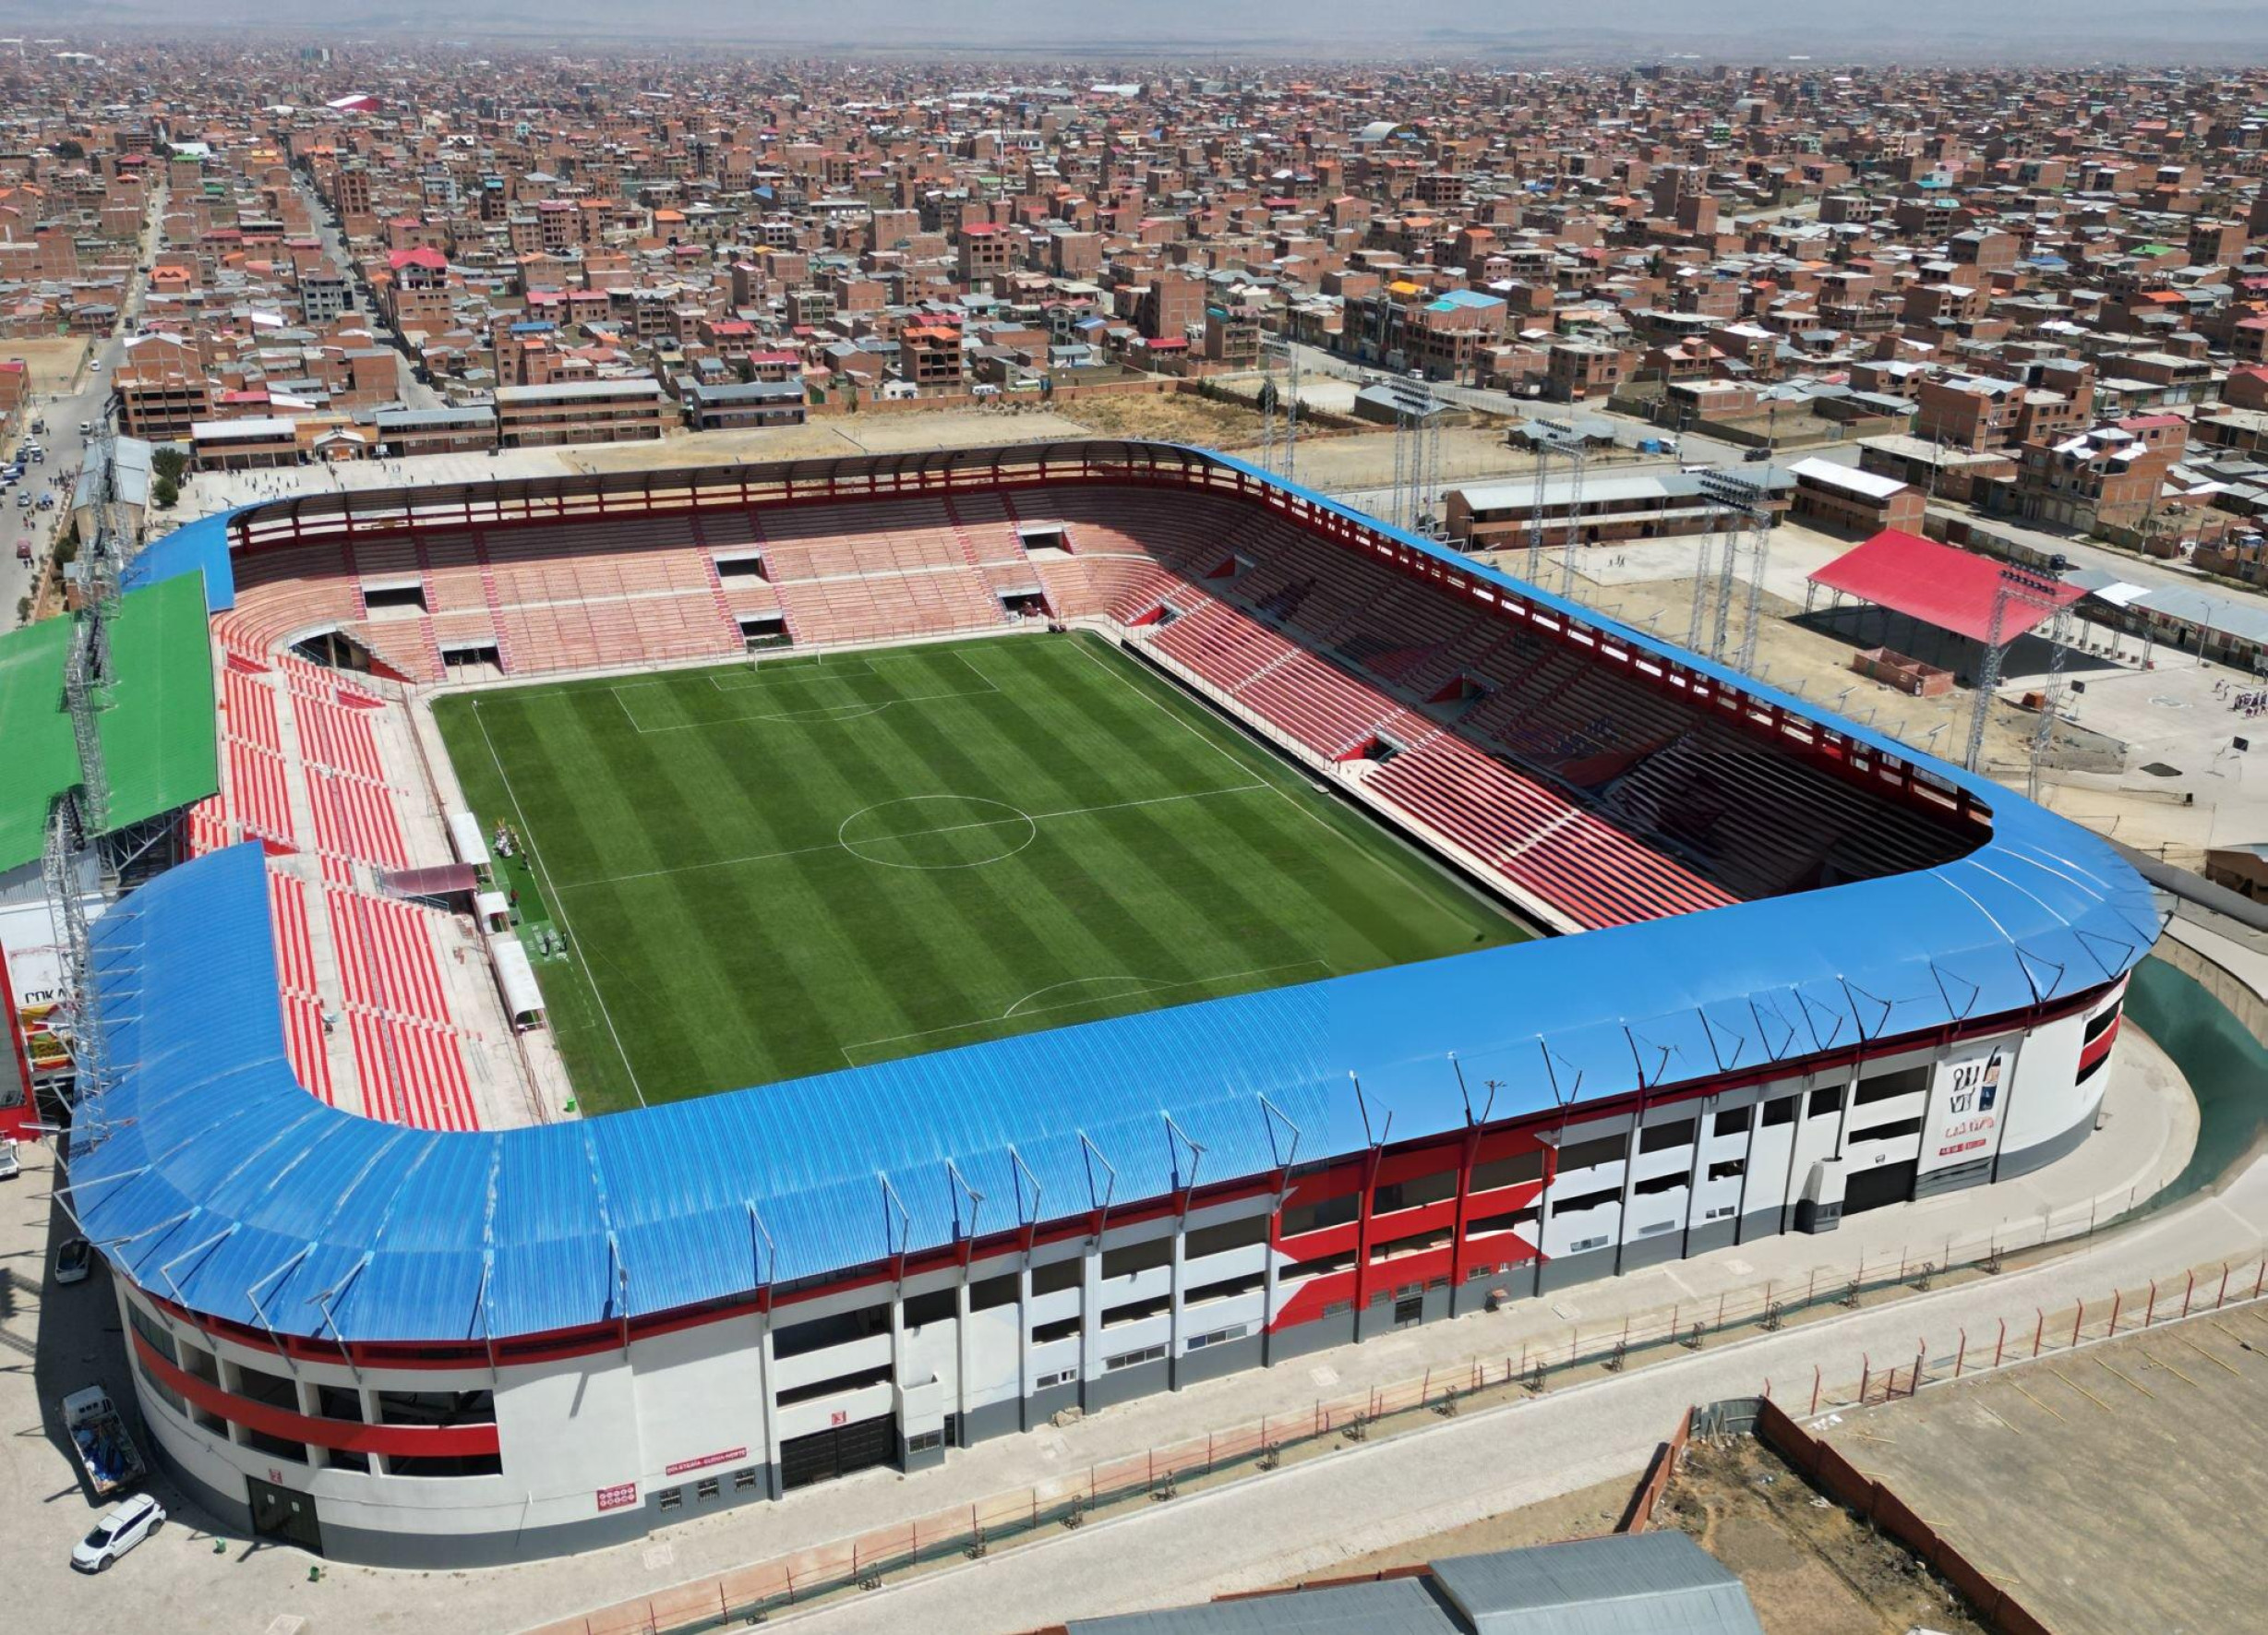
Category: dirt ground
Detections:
[
  {"x1": 1268, "y1": 1473, "x2": 1639, "y2": 1582},
  {"x1": 1258, "y1": 1436, "x2": 1983, "y2": 1634},
  {"x1": 1662, "y1": 1437, "x2": 1988, "y2": 1635},
  {"x1": 1, "y1": 336, "x2": 90, "y2": 395},
  {"x1": 1056, "y1": 389, "x2": 1271, "y2": 449}
]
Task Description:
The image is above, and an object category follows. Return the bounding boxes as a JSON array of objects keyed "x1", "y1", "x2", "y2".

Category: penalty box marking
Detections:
[{"x1": 609, "y1": 652, "x2": 1001, "y2": 733}]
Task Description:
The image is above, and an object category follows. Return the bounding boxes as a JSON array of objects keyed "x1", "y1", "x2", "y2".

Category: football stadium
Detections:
[{"x1": 25, "y1": 440, "x2": 2155, "y2": 1566}]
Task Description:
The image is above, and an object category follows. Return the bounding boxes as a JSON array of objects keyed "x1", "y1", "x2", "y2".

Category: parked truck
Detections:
[{"x1": 62, "y1": 1387, "x2": 146, "y2": 1498}]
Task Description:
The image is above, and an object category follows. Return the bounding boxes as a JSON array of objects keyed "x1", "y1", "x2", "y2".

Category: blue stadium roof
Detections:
[
  {"x1": 69, "y1": 449, "x2": 2161, "y2": 1344},
  {"x1": 123, "y1": 508, "x2": 238, "y2": 612}
]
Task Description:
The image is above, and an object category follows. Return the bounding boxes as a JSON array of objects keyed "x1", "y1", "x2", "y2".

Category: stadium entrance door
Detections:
[
  {"x1": 247, "y1": 1475, "x2": 325, "y2": 1555},
  {"x1": 780, "y1": 1413, "x2": 898, "y2": 1491},
  {"x1": 1842, "y1": 1159, "x2": 1917, "y2": 1216}
]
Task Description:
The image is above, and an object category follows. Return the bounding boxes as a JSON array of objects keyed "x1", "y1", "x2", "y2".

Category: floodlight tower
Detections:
[
  {"x1": 1962, "y1": 560, "x2": 2071, "y2": 776},
  {"x1": 1695, "y1": 468, "x2": 1771, "y2": 669}
]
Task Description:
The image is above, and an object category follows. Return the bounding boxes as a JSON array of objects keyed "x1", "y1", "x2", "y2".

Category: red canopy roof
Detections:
[{"x1": 1807, "y1": 529, "x2": 2084, "y2": 646}]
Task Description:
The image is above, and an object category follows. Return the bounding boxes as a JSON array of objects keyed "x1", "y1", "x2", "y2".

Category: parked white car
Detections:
[
  {"x1": 72, "y1": 1492, "x2": 164, "y2": 1572},
  {"x1": 54, "y1": 1236, "x2": 93, "y2": 1284}
]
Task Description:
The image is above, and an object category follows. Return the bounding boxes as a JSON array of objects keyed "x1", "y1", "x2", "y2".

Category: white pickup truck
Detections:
[{"x1": 62, "y1": 1386, "x2": 147, "y2": 1498}]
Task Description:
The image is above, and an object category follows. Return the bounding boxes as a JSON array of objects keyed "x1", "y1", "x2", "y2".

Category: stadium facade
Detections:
[{"x1": 73, "y1": 442, "x2": 2153, "y2": 1565}]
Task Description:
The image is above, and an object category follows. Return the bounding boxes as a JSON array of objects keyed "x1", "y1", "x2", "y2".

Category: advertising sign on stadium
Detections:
[
  {"x1": 595, "y1": 1482, "x2": 639, "y2": 1512},
  {"x1": 665, "y1": 1447, "x2": 747, "y2": 1476},
  {"x1": 1919, "y1": 1040, "x2": 2013, "y2": 1173}
]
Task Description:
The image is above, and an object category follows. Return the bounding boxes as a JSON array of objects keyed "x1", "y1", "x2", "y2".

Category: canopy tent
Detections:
[{"x1": 1808, "y1": 529, "x2": 2085, "y2": 646}]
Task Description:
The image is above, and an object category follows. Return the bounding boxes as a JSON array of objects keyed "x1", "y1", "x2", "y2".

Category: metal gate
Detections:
[
  {"x1": 779, "y1": 1413, "x2": 897, "y2": 1492},
  {"x1": 246, "y1": 1475, "x2": 324, "y2": 1555},
  {"x1": 1843, "y1": 1158, "x2": 1917, "y2": 1216}
]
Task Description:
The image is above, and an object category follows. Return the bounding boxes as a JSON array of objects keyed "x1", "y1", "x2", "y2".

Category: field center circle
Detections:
[{"x1": 837, "y1": 795, "x2": 1038, "y2": 870}]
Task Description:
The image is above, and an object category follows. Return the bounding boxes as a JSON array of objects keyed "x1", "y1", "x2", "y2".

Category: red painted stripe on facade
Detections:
[{"x1": 131, "y1": 1328, "x2": 500, "y2": 1457}]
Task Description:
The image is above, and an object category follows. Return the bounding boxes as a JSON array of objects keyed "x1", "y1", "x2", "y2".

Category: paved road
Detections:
[
  {"x1": 288, "y1": 169, "x2": 446, "y2": 413},
  {"x1": 2, "y1": 189, "x2": 161, "y2": 623}
]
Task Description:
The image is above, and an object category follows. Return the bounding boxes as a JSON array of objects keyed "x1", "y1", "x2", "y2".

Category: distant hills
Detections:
[{"x1": 9, "y1": 0, "x2": 2268, "y2": 65}]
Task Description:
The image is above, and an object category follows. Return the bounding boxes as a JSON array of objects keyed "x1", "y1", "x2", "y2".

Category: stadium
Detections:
[{"x1": 37, "y1": 439, "x2": 2154, "y2": 1567}]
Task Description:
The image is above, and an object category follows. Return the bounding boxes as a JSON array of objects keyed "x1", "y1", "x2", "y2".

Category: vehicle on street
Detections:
[
  {"x1": 71, "y1": 1493, "x2": 165, "y2": 1573},
  {"x1": 0, "y1": 1139, "x2": 18, "y2": 1180},
  {"x1": 78, "y1": 421, "x2": 92, "y2": 435},
  {"x1": 14, "y1": 540, "x2": 30, "y2": 563},
  {"x1": 37, "y1": 494, "x2": 53, "y2": 510},
  {"x1": 61, "y1": 1386, "x2": 147, "y2": 1498},
  {"x1": 55, "y1": 1234, "x2": 93, "y2": 1283}
]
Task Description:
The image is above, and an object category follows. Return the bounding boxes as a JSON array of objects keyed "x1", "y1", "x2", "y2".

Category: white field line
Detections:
[
  {"x1": 1062, "y1": 637, "x2": 1482, "y2": 922},
  {"x1": 555, "y1": 783, "x2": 1268, "y2": 890},
  {"x1": 839, "y1": 957, "x2": 1333, "y2": 1066},
  {"x1": 470, "y1": 699, "x2": 648, "y2": 1109},
  {"x1": 609, "y1": 652, "x2": 1000, "y2": 733}
]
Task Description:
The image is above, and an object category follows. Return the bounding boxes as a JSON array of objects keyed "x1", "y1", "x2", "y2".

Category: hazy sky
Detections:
[{"x1": 23, "y1": 0, "x2": 2268, "y2": 60}]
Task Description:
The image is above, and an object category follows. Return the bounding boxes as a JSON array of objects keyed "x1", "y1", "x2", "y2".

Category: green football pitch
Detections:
[{"x1": 433, "y1": 632, "x2": 1527, "y2": 1114}]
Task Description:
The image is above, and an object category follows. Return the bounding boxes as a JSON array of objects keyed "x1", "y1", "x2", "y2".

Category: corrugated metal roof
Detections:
[
  {"x1": 0, "y1": 574, "x2": 220, "y2": 872},
  {"x1": 1067, "y1": 1578, "x2": 1450, "y2": 1634},
  {"x1": 1433, "y1": 1534, "x2": 1764, "y2": 1635},
  {"x1": 75, "y1": 446, "x2": 2160, "y2": 1344},
  {"x1": 123, "y1": 508, "x2": 238, "y2": 613}
]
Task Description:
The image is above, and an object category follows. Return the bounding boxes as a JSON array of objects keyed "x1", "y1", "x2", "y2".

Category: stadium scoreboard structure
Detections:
[{"x1": 73, "y1": 441, "x2": 2153, "y2": 1565}]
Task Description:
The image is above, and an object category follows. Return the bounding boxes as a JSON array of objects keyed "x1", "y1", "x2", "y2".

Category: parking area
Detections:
[{"x1": 1819, "y1": 1306, "x2": 2268, "y2": 1635}]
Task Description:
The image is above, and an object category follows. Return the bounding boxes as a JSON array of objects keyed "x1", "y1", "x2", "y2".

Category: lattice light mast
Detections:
[
  {"x1": 1695, "y1": 468, "x2": 1772, "y2": 669},
  {"x1": 1962, "y1": 559, "x2": 2072, "y2": 776}
]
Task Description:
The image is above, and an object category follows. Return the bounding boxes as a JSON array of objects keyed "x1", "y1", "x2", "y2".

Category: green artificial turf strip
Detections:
[{"x1": 433, "y1": 632, "x2": 1527, "y2": 1114}]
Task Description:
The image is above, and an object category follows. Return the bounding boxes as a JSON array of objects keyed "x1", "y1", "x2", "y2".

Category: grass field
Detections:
[{"x1": 433, "y1": 632, "x2": 1526, "y2": 1113}]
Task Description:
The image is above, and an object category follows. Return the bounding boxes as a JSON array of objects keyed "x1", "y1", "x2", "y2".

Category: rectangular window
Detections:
[
  {"x1": 903, "y1": 1288, "x2": 955, "y2": 1328},
  {"x1": 1470, "y1": 1149, "x2": 1543, "y2": 1192},
  {"x1": 1281, "y1": 1249, "x2": 1355, "y2": 1281},
  {"x1": 1100, "y1": 1237, "x2": 1173, "y2": 1280},
  {"x1": 1712, "y1": 1108, "x2": 1750, "y2": 1137},
  {"x1": 658, "y1": 1487, "x2": 683, "y2": 1512},
  {"x1": 378, "y1": 1389, "x2": 496, "y2": 1427},
  {"x1": 774, "y1": 1365, "x2": 893, "y2": 1407},
  {"x1": 696, "y1": 1477, "x2": 721, "y2": 1500},
  {"x1": 1638, "y1": 1120, "x2": 1696, "y2": 1154},
  {"x1": 1632, "y1": 1172, "x2": 1686, "y2": 1196},
  {"x1": 1557, "y1": 1135, "x2": 1626, "y2": 1172},
  {"x1": 1034, "y1": 1368, "x2": 1076, "y2": 1390},
  {"x1": 1369, "y1": 1227, "x2": 1452, "y2": 1264},
  {"x1": 733, "y1": 1468, "x2": 761, "y2": 1492},
  {"x1": 1029, "y1": 1257, "x2": 1083, "y2": 1297},
  {"x1": 1031, "y1": 1316, "x2": 1081, "y2": 1346},
  {"x1": 1707, "y1": 1158, "x2": 1746, "y2": 1182},
  {"x1": 969, "y1": 1272, "x2": 1019, "y2": 1311},
  {"x1": 906, "y1": 1430, "x2": 944, "y2": 1454},
  {"x1": 1183, "y1": 1215, "x2": 1268, "y2": 1260},
  {"x1": 1183, "y1": 1269, "x2": 1266, "y2": 1305},
  {"x1": 1808, "y1": 1088, "x2": 1843, "y2": 1119},
  {"x1": 1278, "y1": 1192, "x2": 1361, "y2": 1237},
  {"x1": 1105, "y1": 1344, "x2": 1167, "y2": 1372},
  {"x1": 1855, "y1": 1065, "x2": 1928, "y2": 1105},
  {"x1": 1100, "y1": 1292, "x2": 1172, "y2": 1327},
  {"x1": 1761, "y1": 1096, "x2": 1798, "y2": 1127},
  {"x1": 1469, "y1": 1206, "x2": 1540, "y2": 1237},
  {"x1": 1849, "y1": 1116, "x2": 1925, "y2": 1145},
  {"x1": 1552, "y1": 1186, "x2": 1622, "y2": 1216},
  {"x1": 1373, "y1": 1170, "x2": 1457, "y2": 1214},
  {"x1": 1185, "y1": 1324, "x2": 1248, "y2": 1351}
]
